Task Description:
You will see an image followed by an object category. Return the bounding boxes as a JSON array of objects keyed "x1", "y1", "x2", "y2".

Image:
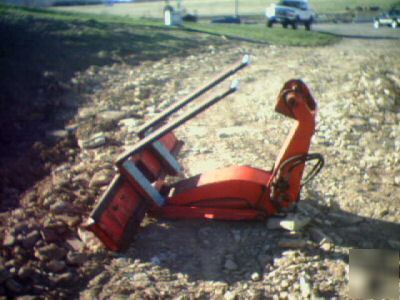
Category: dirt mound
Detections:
[{"x1": 1, "y1": 37, "x2": 400, "y2": 298}]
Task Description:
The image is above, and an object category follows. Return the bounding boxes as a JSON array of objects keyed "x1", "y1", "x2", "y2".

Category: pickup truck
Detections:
[
  {"x1": 265, "y1": 0, "x2": 316, "y2": 30},
  {"x1": 373, "y1": 9, "x2": 400, "y2": 29}
]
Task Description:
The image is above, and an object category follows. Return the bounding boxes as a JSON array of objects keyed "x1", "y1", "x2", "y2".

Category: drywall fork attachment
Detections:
[{"x1": 83, "y1": 60, "x2": 324, "y2": 253}]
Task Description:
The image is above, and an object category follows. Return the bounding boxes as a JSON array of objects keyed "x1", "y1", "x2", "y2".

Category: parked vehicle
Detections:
[
  {"x1": 182, "y1": 13, "x2": 198, "y2": 22},
  {"x1": 373, "y1": 9, "x2": 400, "y2": 29},
  {"x1": 265, "y1": 0, "x2": 316, "y2": 30},
  {"x1": 212, "y1": 16, "x2": 241, "y2": 24}
]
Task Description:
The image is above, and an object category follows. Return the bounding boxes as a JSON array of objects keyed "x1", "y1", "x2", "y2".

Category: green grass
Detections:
[
  {"x1": 0, "y1": 4, "x2": 337, "y2": 103},
  {"x1": 0, "y1": 4, "x2": 213, "y2": 84},
  {"x1": 185, "y1": 23, "x2": 338, "y2": 46},
  {"x1": 0, "y1": 4, "x2": 338, "y2": 50},
  {"x1": 54, "y1": 0, "x2": 400, "y2": 19},
  {"x1": 0, "y1": 3, "x2": 338, "y2": 123}
]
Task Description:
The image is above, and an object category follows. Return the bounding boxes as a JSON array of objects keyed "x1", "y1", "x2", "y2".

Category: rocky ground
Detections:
[{"x1": 1, "y1": 37, "x2": 400, "y2": 298}]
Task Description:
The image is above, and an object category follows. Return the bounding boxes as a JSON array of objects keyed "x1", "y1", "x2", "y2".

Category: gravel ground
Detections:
[{"x1": 1, "y1": 37, "x2": 400, "y2": 298}]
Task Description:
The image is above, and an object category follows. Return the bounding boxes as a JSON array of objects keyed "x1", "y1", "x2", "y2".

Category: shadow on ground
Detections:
[
  {"x1": 123, "y1": 198, "x2": 399, "y2": 293},
  {"x1": 0, "y1": 9, "x2": 221, "y2": 208}
]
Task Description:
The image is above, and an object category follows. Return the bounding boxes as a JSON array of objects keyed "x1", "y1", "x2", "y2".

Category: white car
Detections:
[{"x1": 266, "y1": 0, "x2": 316, "y2": 30}]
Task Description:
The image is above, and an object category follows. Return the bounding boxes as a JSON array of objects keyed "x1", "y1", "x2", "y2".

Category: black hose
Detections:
[{"x1": 277, "y1": 153, "x2": 324, "y2": 187}]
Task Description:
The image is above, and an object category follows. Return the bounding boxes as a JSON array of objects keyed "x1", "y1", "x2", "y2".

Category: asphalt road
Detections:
[{"x1": 313, "y1": 22, "x2": 400, "y2": 40}]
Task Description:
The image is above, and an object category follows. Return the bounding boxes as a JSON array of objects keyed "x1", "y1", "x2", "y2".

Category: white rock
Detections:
[
  {"x1": 320, "y1": 240, "x2": 333, "y2": 251},
  {"x1": 299, "y1": 276, "x2": 312, "y2": 298},
  {"x1": 79, "y1": 107, "x2": 97, "y2": 119},
  {"x1": 223, "y1": 290, "x2": 238, "y2": 300},
  {"x1": 98, "y1": 110, "x2": 126, "y2": 122},
  {"x1": 251, "y1": 272, "x2": 261, "y2": 281},
  {"x1": 280, "y1": 279, "x2": 289, "y2": 289},
  {"x1": 78, "y1": 133, "x2": 107, "y2": 149},
  {"x1": 133, "y1": 272, "x2": 149, "y2": 282},
  {"x1": 46, "y1": 130, "x2": 69, "y2": 140},
  {"x1": 280, "y1": 291, "x2": 289, "y2": 299},
  {"x1": 118, "y1": 118, "x2": 141, "y2": 132},
  {"x1": 267, "y1": 214, "x2": 311, "y2": 231}
]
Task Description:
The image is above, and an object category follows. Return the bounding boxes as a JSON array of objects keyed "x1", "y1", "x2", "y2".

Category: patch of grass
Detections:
[
  {"x1": 0, "y1": 3, "x2": 338, "y2": 98},
  {"x1": 54, "y1": 0, "x2": 400, "y2": 18},
  {"x1": 0, "y1": 4, "x2": 161, "y2": 25},
  {"x1": 184, "y1": 23, "x2": 339, "y2": 46},
  {"x1": 0, "y1": 4, "x2": 216, "y2": 86},
  {"x1": 0, "y1": 3, "x2": 338, "y2": 116}
]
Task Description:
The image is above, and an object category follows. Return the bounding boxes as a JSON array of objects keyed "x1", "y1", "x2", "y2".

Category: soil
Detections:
[{"x1": 1, "y1": 35, "x2": 399, "y2": 298}]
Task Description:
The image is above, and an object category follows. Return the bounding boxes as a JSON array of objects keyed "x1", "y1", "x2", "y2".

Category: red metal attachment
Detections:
[
  {"x1": 152, "y1": 79, "x2": 322, "y2": 221},
  {"x1": 83, "y1": 56, "x2": 324, "y2": 251}
]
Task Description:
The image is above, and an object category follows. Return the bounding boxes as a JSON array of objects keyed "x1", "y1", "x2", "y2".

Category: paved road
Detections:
[{"x1": 313, "y1": 22, "x2": 400, "y2": 40}]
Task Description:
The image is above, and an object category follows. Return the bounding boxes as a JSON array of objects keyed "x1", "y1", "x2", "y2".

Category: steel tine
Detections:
[
  {"x1": 137, "y1": 55, "x2": 250, "y2": 137},
  {"x1": 116, "y1": 80, "x2": 240, "y2": 165}
]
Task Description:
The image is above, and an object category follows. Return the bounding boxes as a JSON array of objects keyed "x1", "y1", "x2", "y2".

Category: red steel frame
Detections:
[
  {"x1": 84, "y1": 78, "x2": 319, "y2": 251},
  {"x1": 152, "y1": 79, "x2": 317, "y2": 220}
]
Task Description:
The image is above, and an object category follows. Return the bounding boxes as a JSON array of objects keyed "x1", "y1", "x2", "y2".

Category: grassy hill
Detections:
[
  {"x1": 54, "y1": 0, "x2": 400, "y2": 19},
  {"x1": 0, "y1": 3, "x2": 337, "y2": 155}
]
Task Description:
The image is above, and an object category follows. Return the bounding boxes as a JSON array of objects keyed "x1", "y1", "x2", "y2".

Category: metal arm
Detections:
[
  {"x1": 269, "y1": 79, "x2": 320, "y2": 208},
  {"x1": 137, "y1": 55, "x2": 250, "y2": 137},
  {"x1": 116, "y1": 80, "x2": 240, "y2": 165}
]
